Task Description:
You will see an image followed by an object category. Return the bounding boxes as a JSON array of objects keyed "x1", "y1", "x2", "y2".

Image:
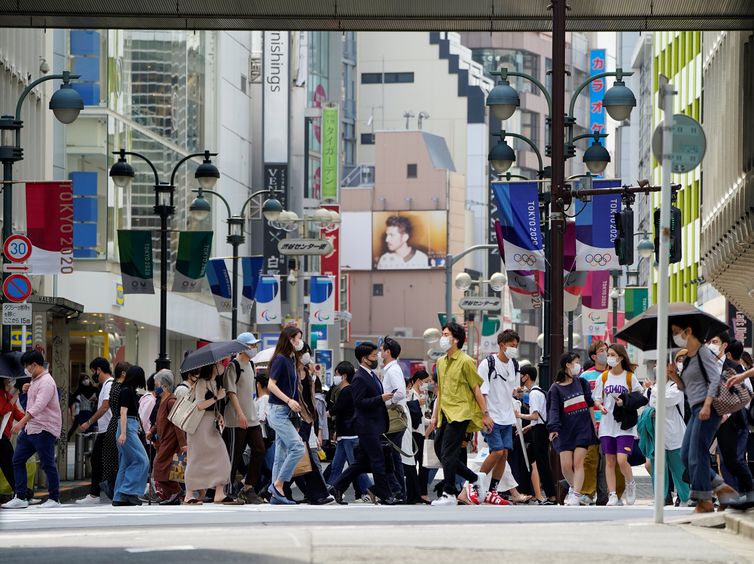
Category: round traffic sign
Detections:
[
  {"x1": 3, "y1": 234, "x2": 32, "y2": 263},
  {"x1": 3, "y1": 274, "x2": 32, "y2": 303},
  {"x1": 651, "y1": 114, "x2": 706, "y2": 174}
]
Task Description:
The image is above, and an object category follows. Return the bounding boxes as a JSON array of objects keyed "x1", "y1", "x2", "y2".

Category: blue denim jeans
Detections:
[
  {"x1": 681, "y1": 405, "x2": 724, "y2": 501},
  {"x1": 327, "y1": 438, "x2": 372, "y2": 494},
  {"x1": 113, "y1": 418, "x2": 149, "y2": 501},
  {"x1": 267, "y1": 404, "x2": 305, "y2": 484},
  {"x1": 13, "y1": 430, "x2": 59, "y2": 501}
]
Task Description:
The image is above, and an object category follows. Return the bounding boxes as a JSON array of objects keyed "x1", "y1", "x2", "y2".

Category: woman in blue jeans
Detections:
[
  {"x1": 113, "y1": 366, "x2": 149, "y2": 507},
  {"x1": 668, "y1": 319, "x2": 738, "y2": 513},
  {"x1": 266, "y1": 326, "x2": 307, "y2": 505}
]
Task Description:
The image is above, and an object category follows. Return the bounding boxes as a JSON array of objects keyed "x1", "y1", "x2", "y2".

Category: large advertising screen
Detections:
[{"x1": 371, "y1": 211, "x2": 447, "y2": 270}]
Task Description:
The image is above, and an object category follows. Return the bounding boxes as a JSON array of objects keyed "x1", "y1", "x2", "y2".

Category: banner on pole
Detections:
[
  {"x1": 117, "y1": 230, "x2": 154, "y2": 294},
  {"x1": 25, "y1": 181, "x2": 74, "y2": 275},
  {"x1": 582, "y1": 271, "x2": 610, "y2": 335},
  {"x1": 241, "y1": 256, "x2": 265, "y2": 315},
  {"x1": 480, "y1": 315, "x2": 501, "y2": 355},
  {"x1": 172, "y1": 231, "x2": 213, "y2": 293},
  {"x1": 625, "y1": 287, "x2": 649, "y2": 321},
  {"x1": 206, "y1": 258, "x2": 232, "y2": 312},
  {"x1": 492, "y1": 182, "x2": 545, "y2": 272},
  {"x1": 575, "y1": 179, "x2": 622, "y2": 271},
  {"x1": 255, "y1": 275, "x2": 281, "y2": 325},
  {"x1": 321, "y1": 106, "x2": 339, "y2": 201},
  {"x1": 309, "y1": 275, "x2": 335, "y2": 326},
  {"x1": 494, "y1": 219, "x2": 542, "y2": 310},
  {"x1": 563, "y1": 221, "x2": 587, "y2": 312}
]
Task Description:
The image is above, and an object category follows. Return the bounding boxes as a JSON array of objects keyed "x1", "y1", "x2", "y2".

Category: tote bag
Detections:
[
  {"x1": 422, "y1": 438, "x2": 441, "y2": 469},
  {"x1": 167, "y1": 387, "x2": 203, "y2": 434}
]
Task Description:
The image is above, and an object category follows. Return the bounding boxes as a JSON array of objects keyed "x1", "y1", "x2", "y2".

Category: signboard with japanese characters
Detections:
[
  {"x1": 263, "y1": 163, "x2": 289, "y2": 276},
  {"x1": 458, "y1": 296, "x2": 502, "y2": 311},
  {"x1": 589, "y1": 49, "x2": 606, "y2": 135},
  {"x1": 278, "y1": 238, "x2": 333, "y2": 256}
]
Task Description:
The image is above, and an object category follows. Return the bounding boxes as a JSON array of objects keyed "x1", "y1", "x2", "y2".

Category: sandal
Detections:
[
  {"x1": 217, "y1": 496, "x2": 244, "y2": 505},
  {"x1": 185, "y1": 498, "x2": 203, "y2": 505},
  {"x1": 511, "y1": 494, "x2": 532, "y2": 504}
]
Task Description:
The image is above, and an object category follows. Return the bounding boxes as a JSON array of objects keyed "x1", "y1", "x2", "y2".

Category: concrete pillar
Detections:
[{"x1": 51, "y1": 317, "x2": 70, "y2": 479}]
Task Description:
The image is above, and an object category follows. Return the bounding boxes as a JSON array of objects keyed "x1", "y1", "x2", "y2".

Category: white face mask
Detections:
[
  {"x1": 24, "y1": 368, "x2": 33, "y2": 379},
  {"x1": 439, "y1": 336, "x2": 451, "y2": 352},
  {"x1": 505, "y1": 347, "x2": 519, "y2": 360},
  {"x1": 81, "y1": 379, "x2": 91, "y2": 386},
  {"x1": 676, "y1": 361, "x2": 684, "y2": 373},
  {"x1": 673, "y1": 333, "x2": 688, "y2": 348},
  {"x1": 293, "y1": 339, "x2": 304, "y2": 352},
  {"x1": 596, "y1": 352, "x2": 608, "y2": 365},
  {"x1": 606, "y1": 356, "x2": 620, "y2": 368},
  {"x1": 569, "y1": 364, "x2": 581, "y2": 376},
  {"x1": 707, "y1": 343, "x2": 721, "y2": 357},
  {"x1": 300, "y1": 352, "x2": 312, "y2": 365},
  {"x1": 420, "y1": 382, "x2": 430, "y2": 392},
  {"x1": 333, "y1": 376, "x2": 343, "y2": 386}
]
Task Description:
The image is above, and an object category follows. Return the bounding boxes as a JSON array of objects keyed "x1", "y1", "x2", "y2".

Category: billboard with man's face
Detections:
[{"x1": 371, "y1": 211, "x2": 447, "y2": 270}]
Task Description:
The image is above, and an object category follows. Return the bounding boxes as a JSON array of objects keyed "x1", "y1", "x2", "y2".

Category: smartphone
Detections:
[{"x1": 391, "y1": 388, "x2": 398, "y2": 394}]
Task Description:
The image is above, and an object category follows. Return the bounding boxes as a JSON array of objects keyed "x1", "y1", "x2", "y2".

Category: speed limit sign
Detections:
[{"x1": 3, "y1": 234, "x2": 32, "y2": 263}]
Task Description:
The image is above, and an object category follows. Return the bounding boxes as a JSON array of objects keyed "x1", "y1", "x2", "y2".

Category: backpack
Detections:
[
  {"x1": 529, "y1": 385, "x2": 547, "y2": 423},
  {"x1": 486, "y1": 354, "x2": 519, "y2": 383},
  {"x1": 600, "y1": 370, "x2": 633, "y2": 398}
]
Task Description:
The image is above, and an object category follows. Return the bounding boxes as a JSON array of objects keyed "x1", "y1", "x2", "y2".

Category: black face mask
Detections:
[
  {"x1": 92, "y1": 372, "x2": 99, "y2": 384},
  {"x1": 366, "y1": 359, "x2": 378, "y2": 370}
]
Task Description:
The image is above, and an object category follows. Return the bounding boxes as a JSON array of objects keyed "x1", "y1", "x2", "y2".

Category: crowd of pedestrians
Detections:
[{"x1": 1, "y1": 319, "x2": 754, "y2": 511}]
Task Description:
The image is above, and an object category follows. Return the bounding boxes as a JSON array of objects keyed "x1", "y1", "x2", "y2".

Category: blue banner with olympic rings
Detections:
[
  {"x1": 492, "y1": 181, "x2": 545, "y2": 272},
  {"x1": 575, "y1": 178, "x2": 622, "y2": 271}
]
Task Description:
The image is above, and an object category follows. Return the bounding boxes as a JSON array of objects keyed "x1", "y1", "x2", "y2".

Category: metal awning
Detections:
[
  {"x1": 28, "y1": 295, "x2": 85, "y2": 318},
  {"x1": 1, "y1": 0, "x2": 753, "y2": 31}
]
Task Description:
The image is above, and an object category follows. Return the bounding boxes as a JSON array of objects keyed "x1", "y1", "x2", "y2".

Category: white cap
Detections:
[{"x1": 236, "y1": 332, "x2": 260, "y2": 346}]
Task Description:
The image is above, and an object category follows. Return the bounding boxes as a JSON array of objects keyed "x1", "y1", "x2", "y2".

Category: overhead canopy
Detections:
[{"x1": 2, "y1": 0, "x2": 753, "y2": 30}]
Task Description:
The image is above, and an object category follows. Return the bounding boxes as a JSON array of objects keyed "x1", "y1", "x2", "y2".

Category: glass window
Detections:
[
  {"x1": 361, "y1": 73, "x2": 382, "y2": 84},
  {"x1": 520, "y1": 111, "x2": 540, "y2": 150},
  {"x1": 472, "y1": 49, "x2": 540, "y2": 95},
  {"x1": 360, "y1": 133, "x2": 375, "y2": 145},
  {"x1": 384, "y1": 72, "x2": 414, "y2": 84},
  {"x1": 407, "y1": 164, "x2": 418, "y2": 178}
]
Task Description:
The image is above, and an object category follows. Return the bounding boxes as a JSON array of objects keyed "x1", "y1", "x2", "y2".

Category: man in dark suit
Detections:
[{"x1": 329, "y1": 342, "x2": 398, "y2": 505}]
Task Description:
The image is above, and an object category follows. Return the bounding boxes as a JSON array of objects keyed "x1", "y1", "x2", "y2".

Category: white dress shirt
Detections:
[{"x1": 382, "y1": 359, "x2": 407, "y2": 407}]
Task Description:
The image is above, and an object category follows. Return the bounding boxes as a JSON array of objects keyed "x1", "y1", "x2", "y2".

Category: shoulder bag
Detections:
[
  {"x1": 167, "y1": 384, "x2": 204, "y2": 434},
  {"x1": 694, "y1": 353, "x2": 753, "y2": 417}
]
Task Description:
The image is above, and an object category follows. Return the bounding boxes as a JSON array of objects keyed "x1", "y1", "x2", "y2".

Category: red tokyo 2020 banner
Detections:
[{"x1": 25, "y1": 181, "x2": 74, "y2": 275}]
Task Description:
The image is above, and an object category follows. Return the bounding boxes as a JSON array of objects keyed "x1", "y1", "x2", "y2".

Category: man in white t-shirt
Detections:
[
  {"x1": 460, "y1": 330, "x2": 520, "y2": 506},
  {"x1": 518, "y1": 365, "x2": 556, "y2": 504},
  {"x1": 75, "y1": 357, "x2": 113, "y2": 504}
]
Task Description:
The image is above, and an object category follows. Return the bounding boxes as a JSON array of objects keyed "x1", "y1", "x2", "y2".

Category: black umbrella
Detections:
[
  {"x1": 0, "y1": 352, "x2": 24, "y2": 379},
  {"x1": 614, "y1": 302, "x2": 729, "y2": 351},
  {"x1": 179, "y1": 340, "x2": 250, "y2": 374}
]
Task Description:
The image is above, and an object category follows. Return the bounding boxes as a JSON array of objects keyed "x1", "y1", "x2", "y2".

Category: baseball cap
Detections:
[{"x1": 236, "y1": 332, "x2": 260, "y2": 347}]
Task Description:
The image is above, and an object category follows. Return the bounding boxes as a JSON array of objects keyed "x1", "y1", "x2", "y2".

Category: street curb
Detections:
[
  {"x1": 666, "y1": 512, "x2": 726, "y2": 528},
  {"x1": 724, "y1": 509, "x2": 754, "y2": 539}
]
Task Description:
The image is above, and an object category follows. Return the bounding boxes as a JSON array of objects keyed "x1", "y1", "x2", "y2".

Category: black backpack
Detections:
[
  {"x1": 218, "y1": 358, "x2": 255, "y2": 415},
  {"x1": 486, "y1": 354, "x2": 519, "y2": 383}
]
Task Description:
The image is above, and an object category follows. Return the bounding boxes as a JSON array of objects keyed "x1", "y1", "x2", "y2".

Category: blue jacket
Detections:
[{"x1": 350, "y1": 366, "x2": 389, "y2": 436}]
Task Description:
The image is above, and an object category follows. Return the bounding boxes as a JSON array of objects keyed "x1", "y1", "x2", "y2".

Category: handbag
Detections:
[
  {"x1": 168, "y1": 386, "x2": 203, "y2": 434},
  {"x1": 386, "y1": 404, "x2": 408, "y2": 434},
  {"x1": 292, "y1": 443, "x2": 312, "y2": 477},
  {"x1": 713, "y1": 373, "x2": 753, "y2": 416},
  {"x1": 168, "y1": 452, "x2": 187, "y2": 483},
  {"x1": 288, "y1": 410, "x2": 302, "y2": 430},
  {"x1": 422, "y1": 437, "x2": 441, "y2": 469}
]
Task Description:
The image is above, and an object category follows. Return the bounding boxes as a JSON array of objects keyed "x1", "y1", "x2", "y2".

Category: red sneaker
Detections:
[
  {"x1": 458, "y1": 482, "x2": 480, "y2": 505},
  {"x1": 484, "y1": 491, "x2": 512, "y2": 506}
]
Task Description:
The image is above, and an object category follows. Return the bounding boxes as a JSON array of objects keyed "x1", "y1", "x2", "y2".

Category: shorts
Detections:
[
  {"x1": 482, "y1": 423, "x2": 513, "y2": 452},
  {"x1": 600, "y1": 435, "x2": 634, "y2": 456}
]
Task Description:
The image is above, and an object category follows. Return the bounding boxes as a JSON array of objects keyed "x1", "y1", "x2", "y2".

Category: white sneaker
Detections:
[
  {"x1": 606, "y1": 493, "x2": 620, "y2": 506},
  {"x1": 27, "y1": 497, "x2": 41, "y2": 506},
  {"x1": 431, "y1": 493, "x2": 458, "y2": 506},
  {"x1": 565, "y1": 493, "x2": 580, "y2": 506},
  {"x1": 39, "y1": 499, "x2": 61, "y2": 508},
  {"x1": 76, "y1": 495, "x2": 101, "y2": 505},
  {"x1": 579, "y1": 494, "x2": 594, "y2": 506},
  {"x1": 625, "y1": 480, "x2": 637, "y2": 505},
  {"x1": 2, "y1": 496, "x2": 29, "y2": 509}
]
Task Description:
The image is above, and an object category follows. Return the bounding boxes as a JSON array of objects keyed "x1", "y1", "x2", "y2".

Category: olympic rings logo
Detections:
[
  {"x1": 513, "y1": 253, "x2": 537, "y2": 266},
  {"x1": 585, "y1": 253, "x2": 612, "y2": 267}
]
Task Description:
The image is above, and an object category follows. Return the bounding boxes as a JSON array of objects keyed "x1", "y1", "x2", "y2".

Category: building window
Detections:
[
  {"x1": 361, "y1": 72, "x2": 382, "y2": 84},
  {"x1": 384, "y1": 72, "x2": 414, "y2": 84},
  {"x1": 407, "y1": 164, "x2": 418, "y2": 178},
  {"x1": 473, "y1": 48, "x2": 540, "y2": 96},
  {"x1": 373, "y1": 283, "x2": 384, "y2": 296},
  {"x1": 520, "y1": 111, "x2": 540, "y2": 150},
  {"x1": 240, "y1": 74, "x2": 247, "y2": 94},
  {"x1": 361, "y1": 133, "x2": 375, "y2": 145}
]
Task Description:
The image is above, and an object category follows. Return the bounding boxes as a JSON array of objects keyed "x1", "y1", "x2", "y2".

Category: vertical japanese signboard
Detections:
[
  {"x1": 321, "y1": 105, "x2": 339, "y2": 201},
  {"x1": 320, "y1": 204, "x2": 340, "y2": 304},
  {"x1": 589, "y1": 49, "x2": 606, "y2": 135},
  {"x1": 728, "y1": 302, "x2": 753, "y2": 349}
]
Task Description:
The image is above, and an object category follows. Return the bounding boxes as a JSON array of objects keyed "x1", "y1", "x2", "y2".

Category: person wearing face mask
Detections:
[
  {"x1": 380, "y1": 336, "x2": 409, "y2": 501},
  {"x1": 405, "y1": 369, "x2": 432, "y2": 504},
  {"x1": 427, "y1": 322, "x2": 491, "y2": 506},
  {"x1": 2, "y1": 351, "x2": 62, "y2": 509},
  {"x1": 592, "y1": 344, "x2": 645, "y2": 506},
  {"x1": 75, "y1": 358, "x2": 113, "y2": 505},
  {"x1": 220, "y1": 332, "x2": 266, "y2": 504},
  {"x1": 149, "y1": 370, "x2": 185, "y2": 504},
  {"x1": 326, "y1": 361, "x2": 373, "y2": 501},
  {"x1": 707, "y1": 333, "x2": 753, "y2": 505},
  {"x1": 329, "y1": 342, "x2": 398, "y2": 505},
  {"x1": 667, "y1": 320, "x2": 738, "y2": 513},
  {"x1": 546, "y1": 352, "x2": 599, "y2": 506},
  {"x1": 0, "y1": 375, "x2": 24, "y2": 501},
  {"x1": 66, "y1": 373, "x2": 98, "y2": 442},
  {"x1": 579, "y1": 340, "x2": 623, "y2": 505}
]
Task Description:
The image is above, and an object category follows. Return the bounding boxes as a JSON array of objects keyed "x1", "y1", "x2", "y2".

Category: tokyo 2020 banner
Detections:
[
  {"x1": 492, "y1": 182, "x2": 545, "y2": 272},
  {"x1": 575, "y1": 179, "x2": 622, "y2": 271}
]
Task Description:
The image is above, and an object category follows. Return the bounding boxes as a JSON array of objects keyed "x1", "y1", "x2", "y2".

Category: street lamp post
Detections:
[
  {"x1": 0, "y1": 71, "x2": 84, "y2": 353},
  {"x1": 110, "y1": 149, "x2": 220, "y2": 371},
  {"x1": 444, "y1": 244, "x2": 497, "y2": 324},
  {"x1": 189, "y1": 188, "x2": 283, "y2": 338}
]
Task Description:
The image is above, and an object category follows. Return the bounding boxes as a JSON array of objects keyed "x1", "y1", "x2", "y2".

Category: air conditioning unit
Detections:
[{"x1": 393, "y1": 327, "x2": 414, "y2": 338}]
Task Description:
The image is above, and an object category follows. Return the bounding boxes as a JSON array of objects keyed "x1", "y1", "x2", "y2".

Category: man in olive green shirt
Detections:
[{"x1": 428, "y1": 322, "x2": 493, "y2": 505}]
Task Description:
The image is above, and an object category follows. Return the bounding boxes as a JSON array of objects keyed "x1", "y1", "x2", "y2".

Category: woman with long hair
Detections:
[
  {"x1": 183, "y1": 363, "x2": 235, "y2": 504},
  {"x1": 265, "y1": 326, "x2": 307, "y2": 505},
  {"x1": 546, "y1": 352, "x2": 598, "y2": 506},
  {"x1": 593, "y1": 344, "x2": 644, "y2": 506},
  {"x1": 101, "y1": 361, "x2": 130, "y2": 499},
  {"x1": 113, "y1": 365, "x2": 149, "y2": 506}
]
